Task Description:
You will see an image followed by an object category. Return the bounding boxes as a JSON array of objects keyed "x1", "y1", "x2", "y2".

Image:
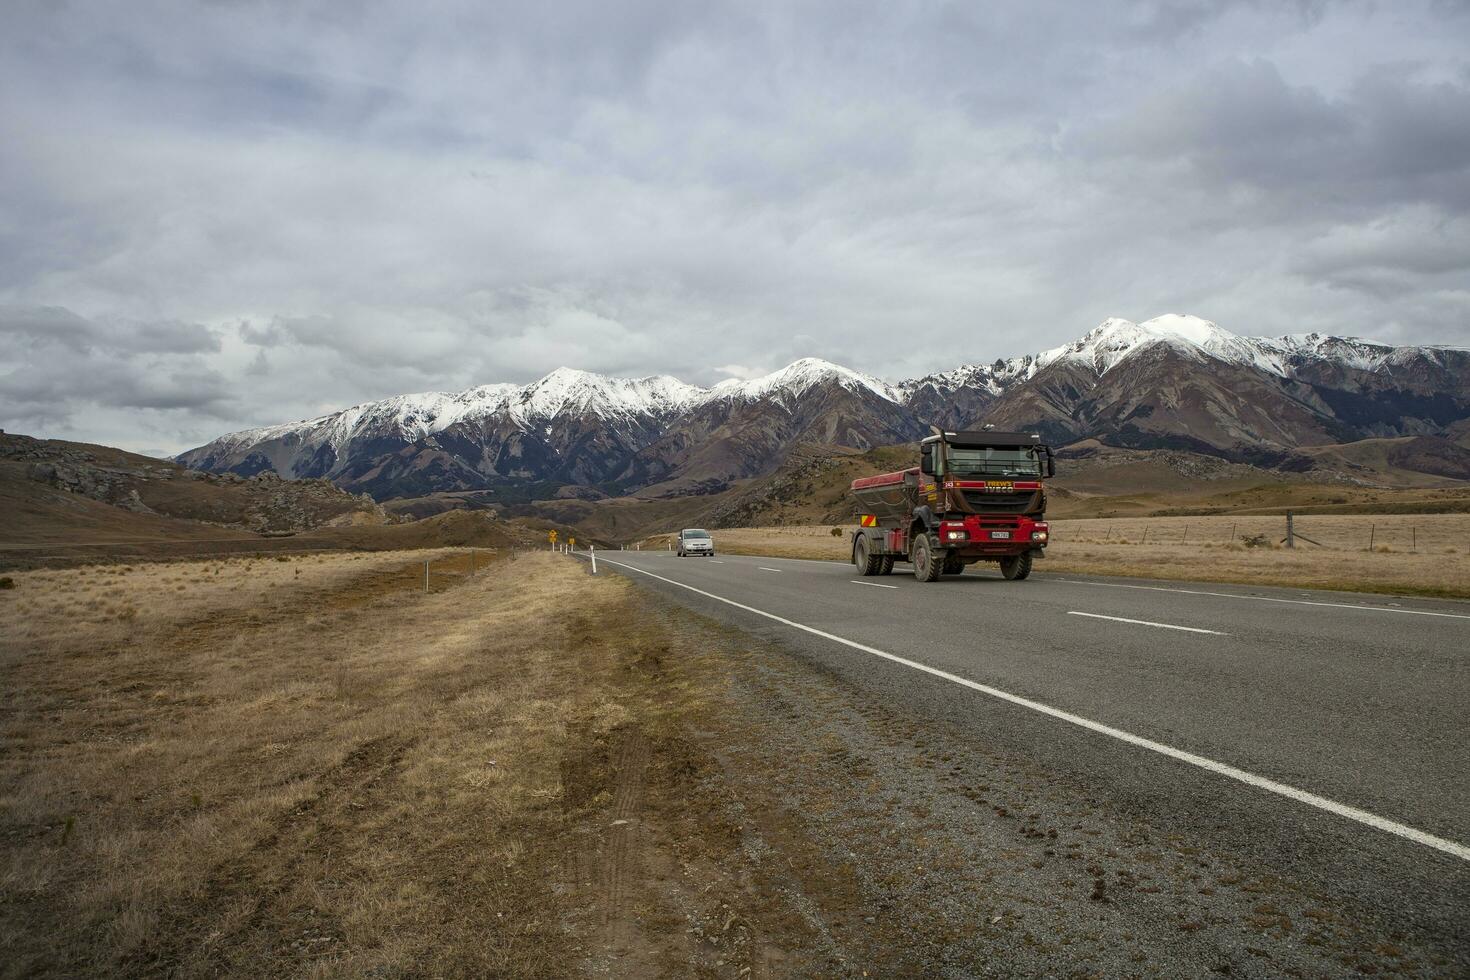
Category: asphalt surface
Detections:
[{"x1": 580, "y1": 546, "x2": 1469, "y2": 968}]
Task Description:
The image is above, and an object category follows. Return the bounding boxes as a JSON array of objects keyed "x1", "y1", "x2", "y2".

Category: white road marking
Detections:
[
  {"x1": 709, "y1": 560, "x2": 725, "y2": 564},
  {"x1": 1055, "y1": 578, "x2": 1470, "y2": 621},
  {"x1": 582, "y1": 553, "x2": 1470, "y2": 863},
  {"x1": 758, "y1": 567, "x2": 781, "y2": 573},
  {"x1": 852, "y1": 580, "x2": 899, "y2": 590},
  {"x1": 1067, "y1": 611, "x2": 1225, "y2": 635}
]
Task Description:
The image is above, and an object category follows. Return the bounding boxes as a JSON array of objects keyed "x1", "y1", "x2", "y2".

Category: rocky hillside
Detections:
[{"x1": 2, "y1": 432, "x2": 386, "y2": 535}]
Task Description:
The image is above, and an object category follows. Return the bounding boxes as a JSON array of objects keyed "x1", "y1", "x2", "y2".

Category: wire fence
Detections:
[{"x1": 1052, "y1": 513, "x2": 1467, "y2": 554}]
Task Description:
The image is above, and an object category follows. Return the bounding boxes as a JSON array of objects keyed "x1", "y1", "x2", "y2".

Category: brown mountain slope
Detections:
[{"x1": 2, "y1": 432, "x2": 385, "y2": 539}]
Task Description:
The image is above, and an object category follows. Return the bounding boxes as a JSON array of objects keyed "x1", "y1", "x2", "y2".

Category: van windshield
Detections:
[
  {"x1": 945, "y1": 447, "x2": 1041, "y2": 477},
  {"x1": 683, "y1": 530, "x2": 711, "y2": 539}
]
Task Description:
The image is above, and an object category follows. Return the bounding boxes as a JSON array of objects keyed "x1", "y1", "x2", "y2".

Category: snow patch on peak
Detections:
[
  {"x1": 1034, "y1": 314, "x2": 1274, "y2": 376},
  {"x1": 510, "y1": 366, "x2": 706, "y2": 422},
  {"x1": 713, "y1": 358, "x2": 900, "y2": 403}
]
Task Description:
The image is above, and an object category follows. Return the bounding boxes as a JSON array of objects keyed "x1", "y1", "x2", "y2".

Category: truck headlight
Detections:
[
  {"x1": 1031, "y1": 530, "x2": 1048, "y2": 541},
  {"x1": 946, "y1": 530, "x2": 967, "y2": 541}
]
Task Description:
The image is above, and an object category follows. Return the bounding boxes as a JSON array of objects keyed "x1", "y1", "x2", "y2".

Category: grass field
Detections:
[
  {"x1": 0, "y1": 549, "x2": 785, "y2": 976},
  {"x1": 670, "y1": 514, "x2": 1470, "y2": 599}
]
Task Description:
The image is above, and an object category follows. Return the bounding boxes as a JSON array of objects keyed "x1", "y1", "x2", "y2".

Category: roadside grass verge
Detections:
[
  {"x1": 677, "y1": 522, "x2": 1470, "y2": 600},
  {"x1": 0, "y1": 549, "x2": 785, "y2": 977}
]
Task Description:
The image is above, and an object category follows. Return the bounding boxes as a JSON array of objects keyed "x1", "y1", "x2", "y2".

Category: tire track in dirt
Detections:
[
  {"x1": 132, "y1": 733, "x2": 415, "y2": 976},
  {"x1": 601, "y1": 727, "x2": 651, "y2": 930}
]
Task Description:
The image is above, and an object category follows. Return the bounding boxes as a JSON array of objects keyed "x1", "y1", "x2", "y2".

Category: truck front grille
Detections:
[{"x1": 962, "y1": 491, "x2": 1035, "y2": 513}]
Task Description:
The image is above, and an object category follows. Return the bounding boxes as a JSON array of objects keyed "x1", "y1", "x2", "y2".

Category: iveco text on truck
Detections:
[{"x1": 849, "y1": 429, "x2": 1054, "y2": 582}]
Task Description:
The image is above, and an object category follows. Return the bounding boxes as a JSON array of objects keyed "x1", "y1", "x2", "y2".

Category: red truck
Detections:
[{"x1": 849, "y1": 429, "x2": 1054, "y2": 582}]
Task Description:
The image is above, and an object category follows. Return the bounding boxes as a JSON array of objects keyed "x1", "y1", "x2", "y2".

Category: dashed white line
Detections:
[
  {"x1": 852, "y1": 580, "x2": 899, "y2": 590},
  {"x1": 757, "y1": 567, "x2": 781, "y2": 573},
  {"x1": 1054, "y1": 578, "x2": 1470, "y2": 620},
  {"x1": 708, "y1": 560, "x2": 724, "y2": 564},
  {"x1": 582, "y1": 553, "x2": 1470, "y2": 863},
  {"x1": 1067, "y1": 611, "x2": 1225, "y2": 635}
]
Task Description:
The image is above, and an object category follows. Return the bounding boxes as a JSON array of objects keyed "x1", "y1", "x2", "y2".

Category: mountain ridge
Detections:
[{"x1": 178, "y1": 315, "x2": 1470, "y2": 499}]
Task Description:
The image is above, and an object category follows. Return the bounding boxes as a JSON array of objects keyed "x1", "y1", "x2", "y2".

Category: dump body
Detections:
[
  {"x1": 849, "y1": 431, "x2": 1052, "y2": 580},
  {"x1": 849, "y1": 467, "x2": 921, "y2": 523}
]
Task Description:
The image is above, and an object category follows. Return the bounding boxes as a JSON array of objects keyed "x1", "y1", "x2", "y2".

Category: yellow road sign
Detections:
[
  {"x1": 569, "y1": 537, "x2": 576, "y2": 548},
  {"x1": 549, "y1": 530, "x2": 558, "y2": 542}
]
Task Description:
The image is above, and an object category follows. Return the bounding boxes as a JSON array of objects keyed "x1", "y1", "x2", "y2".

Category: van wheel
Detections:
[
  {"x1": 1000, "y1": 553, "x2": 1033, "y2": 580},
  {"x1": 854, "y1": 536, "x2": 881, "y2": 576},
  {"x1": 912, "y1": 535, "x2": 943, "y2": 582}
]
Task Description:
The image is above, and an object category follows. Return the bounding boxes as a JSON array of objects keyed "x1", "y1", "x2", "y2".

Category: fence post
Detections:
[
  {"x1": 1412, "y1": 526, "x2": 1417, "y2": 552},
  {"x1": 1230, "y1": 523, "x2": 1236, "y2": 543},
  {"x1": 1285, "y1": 511, "x2": 1295, "y2": 549},
  {"x1": 1368, "y1": 524, "x2": 1376, "y2": 551},
  {"x1": 470, "y1": 549, "x2": 475, "y2": 575},
  {"x1": 424, "y1": 560, "x2": 430, "y2": 593},
  {"x1": 1105, "y1": 526, "x2": 1112, "y2": 541},
  {"x1": 1182, "y1": 524, "x2": 1188, "y2": 545},
  {"x1": 1142, "y1": 526, "x2": 1148, "y2": 545}
]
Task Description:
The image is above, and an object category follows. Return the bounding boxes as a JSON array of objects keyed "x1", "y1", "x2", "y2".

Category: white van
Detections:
[{"x1": 676, "y1": 528, "x2": 715, "y2": 557}]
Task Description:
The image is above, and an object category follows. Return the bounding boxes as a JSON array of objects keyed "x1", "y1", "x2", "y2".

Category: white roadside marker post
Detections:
[
  {"x1": 591, "y1": 544, "x2": 597, "y2": 574},
  {"x1": 424, "y1": 559, "x2": 430, "y2": 594}
]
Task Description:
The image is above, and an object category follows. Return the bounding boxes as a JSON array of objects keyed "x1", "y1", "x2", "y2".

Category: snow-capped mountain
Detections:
[{"x1": 178, "y1": 316, "x2": 1470, "y2": 498}]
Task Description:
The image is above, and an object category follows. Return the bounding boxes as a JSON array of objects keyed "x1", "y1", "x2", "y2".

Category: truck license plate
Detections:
[{"x1": 989, "y1": 530, "x2": 1011, "y2": 540}]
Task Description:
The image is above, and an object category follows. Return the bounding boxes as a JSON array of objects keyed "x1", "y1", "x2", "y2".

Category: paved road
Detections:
[{"x1": 581, "y1": 547, "x2": 1470, "y2": 963}]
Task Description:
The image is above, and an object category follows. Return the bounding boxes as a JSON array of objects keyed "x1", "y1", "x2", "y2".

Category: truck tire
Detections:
[
  {"x1": 1000, "y1": 552, "x2": 1033, "y2": 580},
  {"x1": 879, "y1": 556, "x2": 895, "y2": 575},
  {"x1": 942, "y1": 553, "x2": 965, "y2": 575},
  {"x1": 912, "y1": 535, "x2": 943, "y2": 582},
  {"x1": 854, "y1": 535, "x2": 881, "y2": 576}
]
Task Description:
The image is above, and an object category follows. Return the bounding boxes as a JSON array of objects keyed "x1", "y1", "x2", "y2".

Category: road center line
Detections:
[
  {"x1": 1053, "y1": 578, "x2": 1470, "y2": 620},
  {"x1": 585, "y1": 554, "x2": 1470, "y2": 863},
  {"x1": 1067, "y1": 611, "x2": 1225, "y2": 635},
  {"x1": 757, "y1": 567, "x2": 781, "y2": 572},
  {"x1": 851, "y1": 580, "x2": 899, "y2": 590},
  {"x1": 708, "y1": 560, "x2": 724, "y2": 564}
]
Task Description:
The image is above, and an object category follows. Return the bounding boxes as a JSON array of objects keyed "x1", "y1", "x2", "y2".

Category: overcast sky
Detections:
[{"x1": 3, "y1": 0, "x2": 1468, "y2": 455}]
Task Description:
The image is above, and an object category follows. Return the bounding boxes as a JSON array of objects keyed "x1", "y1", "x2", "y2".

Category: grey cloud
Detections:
[
  {"x1": 1, "y1": 0, "x2": 1467, "y2": 452},
  {"x1": 0, "y1": 306, "x2": 233, "y2": 438},
  {"x1": 1076, "y1": 60, "x2": 1470, "y2": 213},
  {"x1": 1, "y1": 305, "x2": 220, "y2": 355}
]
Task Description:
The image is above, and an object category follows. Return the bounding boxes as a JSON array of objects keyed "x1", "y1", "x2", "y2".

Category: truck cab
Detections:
[{"x1": 850, "y1": 430, "x2": 1054, "y2": 582}]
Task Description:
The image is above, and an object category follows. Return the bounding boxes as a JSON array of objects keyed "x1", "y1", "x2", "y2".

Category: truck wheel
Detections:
[
  {"x1": 879, "y1": 556, "x2": 895, "y2": 575},
  {"x1": 854, "y1": 535, "x2": 881, "y2": 576},
  {"x1": 912, "y1": 535, "x2": 943, "y2": 582},
  {"x1": 942, "y1": 554, "x2": 965, "y2": 575},
  {"x1": 1000, "y1": 552, "x2": 1033, "y2": 580}
]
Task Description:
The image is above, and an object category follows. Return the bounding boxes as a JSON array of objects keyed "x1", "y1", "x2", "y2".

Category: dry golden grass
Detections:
[
  {"x1": 686, "y1": 518, "x2": 1470, "y2": 599},
  {"x1": 0, "y1": 549, "x2": 739, "y2": 977}
]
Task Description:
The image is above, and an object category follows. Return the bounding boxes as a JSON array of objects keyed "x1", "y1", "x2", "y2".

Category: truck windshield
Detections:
[
  {"x1": 945, "y1": 447, "x2": 1041, "y2": 477},
  {"x1": 683, "y1": 530, "x2": 711, "y2": 539}
]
